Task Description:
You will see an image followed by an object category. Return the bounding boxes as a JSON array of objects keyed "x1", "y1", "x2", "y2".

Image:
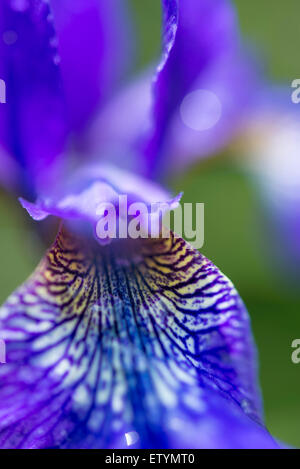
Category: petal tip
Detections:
[{"x1": 19, "y1": 197, "x2": 49, "y2": 221}]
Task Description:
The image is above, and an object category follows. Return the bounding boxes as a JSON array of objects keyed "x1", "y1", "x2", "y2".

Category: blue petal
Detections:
[
  {"x1": 0, "y1": 229, "x2": 278, "y2": 448},
  {"x1": 144, "y1": 0, "x2": 258, "y2": 176},
  {"x1": 51, "y1": 0, "x2": 132, "y2": 134},
  {"x1": 0, "y1": 0, "x2": 67, "y2": 195},
  {"x1": 0, "y1": 0, "x2": 133, "y2": 195}
]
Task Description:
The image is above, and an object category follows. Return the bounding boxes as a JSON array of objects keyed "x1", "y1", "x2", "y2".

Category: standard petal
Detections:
[
  {"x1": 87, "y1": 71, "x2": 154, "y2": 175},
  {"x1": 0, "y1": 0, "x2": 67, "y2": 195},
  {"x1": 51, "y1": 0, "x2": 132, "y2": 134},
  {"x1": 144, "y1": 0, "x2": 257, "y2": 176},
  {"x1": 0, "y1": 229, "x2": 278, "y2": 448},
  {"x1": 158, "y1": 0, "x2": 179, "y2": 75}
]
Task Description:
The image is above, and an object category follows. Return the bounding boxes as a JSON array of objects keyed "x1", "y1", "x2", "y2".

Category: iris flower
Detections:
[{"x1": 0, "y1": 0, "x2": 279, "y2": 449}]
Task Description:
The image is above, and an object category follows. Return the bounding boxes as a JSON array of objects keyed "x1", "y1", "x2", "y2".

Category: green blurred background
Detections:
[{"x1": 0, "y1": 0, "x2": 299, "y2": 447}]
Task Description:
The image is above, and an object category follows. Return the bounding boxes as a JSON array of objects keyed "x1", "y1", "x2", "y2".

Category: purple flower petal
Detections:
[
  {"x1": 51, "y1": 0, "x2": 132, "y2": 134},
  {"x1": 19, "y1": 164, "x2": 181, "y2": 243},
  {"x1": 87, "y1": 71, "x2": 154, "y2": 175},
  {"x1": 144, "y1": 0, "x2": 257, "y2": 176},
  {"x1": 0, "y1": 229, "x2": 278, "y2": 448},
  {"x1": 0, "y1": 0, "x2": 132, "y2": 194},
  {"x1": 0, "y1": 0, "x2": 67, "y2": 194},
  {"x1": 157, "y1": 0, "x2": 179, "y2": 76},
  {"x1": 87, "y1": 0, "x2": 257, "y2": 179}
]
